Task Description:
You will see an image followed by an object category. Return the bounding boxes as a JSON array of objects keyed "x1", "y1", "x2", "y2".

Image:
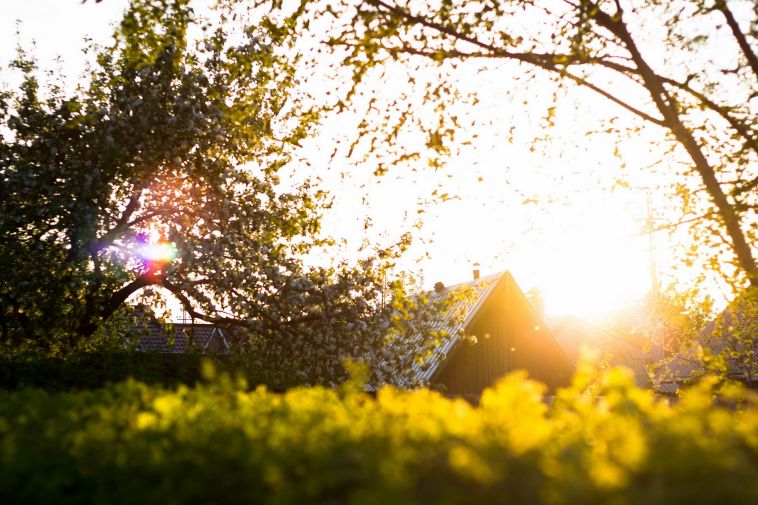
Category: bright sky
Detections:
[
  {"x1": 2, "y1": 0, "x2": 725, "y2": 319},
  {"x1": 311, "y1": 100, "x2": 670, "y2": 317}
]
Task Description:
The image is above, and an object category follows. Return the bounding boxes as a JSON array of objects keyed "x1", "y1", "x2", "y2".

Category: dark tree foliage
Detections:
[{"x1": 0, "y1": 0, "x2": 459, "y2": 386}]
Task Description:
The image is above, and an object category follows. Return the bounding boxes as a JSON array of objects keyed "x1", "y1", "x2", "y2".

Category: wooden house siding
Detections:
[{"x1": 432, "y1": 273, "x2": 574, "y2": 395}]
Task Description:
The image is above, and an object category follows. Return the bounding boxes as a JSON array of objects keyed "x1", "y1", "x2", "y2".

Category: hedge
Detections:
[
  {"x1": 0, "y1": 352, "x2": 286, "y2": 392},
  {"x1": 1, "y1": 363, "x2": 757, "y2": 505}
]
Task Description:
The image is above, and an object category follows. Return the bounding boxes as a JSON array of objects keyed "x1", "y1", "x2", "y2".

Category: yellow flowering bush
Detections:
[{"x1": 1, "y1": 365, "x2": 756, "y2": 505}]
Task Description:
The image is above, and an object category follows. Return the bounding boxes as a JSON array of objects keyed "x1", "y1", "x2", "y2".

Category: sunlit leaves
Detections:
[{"x1": 1, "y1": 366, "x2": 758, "y2": 503}]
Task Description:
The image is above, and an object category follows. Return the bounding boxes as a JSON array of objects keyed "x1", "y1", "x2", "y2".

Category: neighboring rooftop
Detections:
[
  {"x1": 128, "y1": 318, "x2": 231, "y2": 354},
  {"x1": 549, "y1": 316, "x2": 653, "y2": 388},
  {"x1": 655, "y1": 298, "x2": 758, "y2": 388},
  {"x1": 411, "y1": 271, "x2": 657, "y2": 390}
]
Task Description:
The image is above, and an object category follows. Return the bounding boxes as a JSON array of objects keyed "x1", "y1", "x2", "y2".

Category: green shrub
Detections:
[
  {"x1": 0, "y1": 365, "x2": 756, "y2": 505},
  {"x1": 0, "y1": 352, "x2": 289, "y2": 392}
]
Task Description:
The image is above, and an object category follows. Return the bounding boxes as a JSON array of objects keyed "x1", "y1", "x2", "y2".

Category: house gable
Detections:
[
  {"x1": 431, "y1": 272, "x2": 574, "y2": 395},
  {"x1": 409, "y1": 273, "x2": 501, "y2": 384},
  {"x1": 203, "y1": 327, "x2": 231, "y2": 354}
]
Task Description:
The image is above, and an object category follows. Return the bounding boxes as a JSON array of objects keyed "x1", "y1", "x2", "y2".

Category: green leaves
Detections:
[
  {"x1": 1, "y1": 368, "x2": 758, "y2": 504},
  {"x1": 297, "y1": 0, "x2": 757, "y2": 289},
  {"x1": 0, "y1": 0, "x2": 419, "y2": 381}
]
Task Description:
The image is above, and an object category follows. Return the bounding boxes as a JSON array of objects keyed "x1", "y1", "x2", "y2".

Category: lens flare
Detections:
[{"x1": 139, "y1": 242, "x2": 177, "y2": 262}]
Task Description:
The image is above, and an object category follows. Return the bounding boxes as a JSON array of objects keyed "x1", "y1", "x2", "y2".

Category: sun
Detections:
[
  {"x1": 132, "y1": 227, "x2": 178, "y2": 264},
  {"x1": 362, "y1": 179, "x2": 660, "y2": 320},
  {"x1": 536, "y1": 228, "x2": 652, "y2": 318},
  {"x1": 139, "y1": 242, "x2": 178, "y2": 263}
]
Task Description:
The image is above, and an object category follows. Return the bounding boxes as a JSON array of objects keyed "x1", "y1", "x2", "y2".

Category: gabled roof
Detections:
[
  {"x1": 409, "y1": 271, "x2": 656, "y2": 389},
  {"x1": 136, "y1": 322, "x2": 230, "y2": 354},
  {"x1": 410, "y1": 272, "x2": 502, "y2": 383}
]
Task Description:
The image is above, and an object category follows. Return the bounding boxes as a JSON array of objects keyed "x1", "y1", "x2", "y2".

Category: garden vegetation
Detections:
[{"x1": 1, "y1": 363, "x2": 757, "y2": 504}]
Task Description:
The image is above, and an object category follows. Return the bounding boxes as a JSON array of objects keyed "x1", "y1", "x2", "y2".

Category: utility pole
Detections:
[
  {"x1": 645, "y1": 191, "x2": 660, "y2": 302},
  {"x1": 381, "y1": 269, "x2": 387, "y2": 307},
  {"x1": 644, "y1": 191, "x2": 666, "y2": 360}
]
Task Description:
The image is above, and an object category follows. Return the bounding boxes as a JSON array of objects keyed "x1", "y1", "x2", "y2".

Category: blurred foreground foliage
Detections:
[
  {"x1": 1, "y1": 364, "x2": 757, "y2": 505},
  {"x1": 0, "y1": 352, "x2": 292, "y2": 392}
]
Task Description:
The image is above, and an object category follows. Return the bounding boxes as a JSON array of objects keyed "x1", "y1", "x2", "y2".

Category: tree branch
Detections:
[
  {"x1": 97, "y1": 186, "x2": 144, "y2": 248},
  {"x1": 77, "y1": 271, "x2": 160, "y2": 338},
  {"x1": 717, "y1": 0, "x2": 758, "y2": 80},
  {"x1": 365, "y1": 0, "x2": 758, "y2": 285},
  {"x1": 160, "y1": 279, "x2": 241, "y2": 326},
  {"x1": 651, "y1": 211, "x2": 716, "y2": 232},
  {"x1": 364, "y1": 2, "x2": 666, "y2": 126},
  {"x1": 595, "y1": 59, "x2": 758, "y2": 155}
]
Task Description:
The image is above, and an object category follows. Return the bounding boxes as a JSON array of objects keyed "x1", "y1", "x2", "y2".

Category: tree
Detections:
[
  {"x1": 1, "y1": 0, "x2": 308, "y2": 345},
  {"x1": 0, "y1": 0, "x2": 457, "y2": 386},
  {"x1": 297, "y1": 0, "x2": 756, "y2": 289}
]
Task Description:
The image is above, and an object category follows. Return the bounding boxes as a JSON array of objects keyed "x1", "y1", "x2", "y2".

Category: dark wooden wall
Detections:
[{"x1": 432, "y1": 274, "x2": 574, "y2": 395}]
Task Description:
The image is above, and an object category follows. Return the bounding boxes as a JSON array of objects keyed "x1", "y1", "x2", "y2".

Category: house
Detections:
[
  {"x1": 128, "y1": 315, "x2": 232, "y2": 354},
  {"x1": 415, "y1": 270, "x2": 575, "y2": 396},
  {"x1": 144, "y1": 322, "x2": 231, "y2": 354},
  {"x1": 654, "y1": 297, "x2": 758, "y2": 392},
  {"x1": 122, "y1": 270, "x2": 658, "y2": 392},
  {"x1": 413, "y1": 269, "x2": 661, "y2": 397}
]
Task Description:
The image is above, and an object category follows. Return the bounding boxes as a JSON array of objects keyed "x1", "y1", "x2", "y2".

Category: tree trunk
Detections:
[{"x1": 594, "y1": 7, "x2": 758, "y2": 287}]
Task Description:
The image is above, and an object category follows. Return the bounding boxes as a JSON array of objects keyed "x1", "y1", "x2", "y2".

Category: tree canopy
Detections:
[
  {"x1": 0, "y1": 0, "x2": 458, "y2": 386},
  {"x1": 294, "y1": 0, "x2": 756, "y2": 290}
]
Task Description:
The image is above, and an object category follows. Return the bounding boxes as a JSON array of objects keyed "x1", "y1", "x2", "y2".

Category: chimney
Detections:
[
  {"x1": 434, "y1": 281, "x2": 445, "y2": 293},
  {"x1": 473, "y1": 262, "x2": 480, "y2": 281}
]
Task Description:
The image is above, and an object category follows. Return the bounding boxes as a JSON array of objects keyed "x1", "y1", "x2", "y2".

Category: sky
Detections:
[{"x1": 1, "y1": 0, "x2": 728, "y2": 319}]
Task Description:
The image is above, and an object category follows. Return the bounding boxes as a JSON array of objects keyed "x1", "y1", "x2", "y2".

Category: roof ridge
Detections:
[{"x1": 427, "y1": 270, "x2": 506, "y2": 293}]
